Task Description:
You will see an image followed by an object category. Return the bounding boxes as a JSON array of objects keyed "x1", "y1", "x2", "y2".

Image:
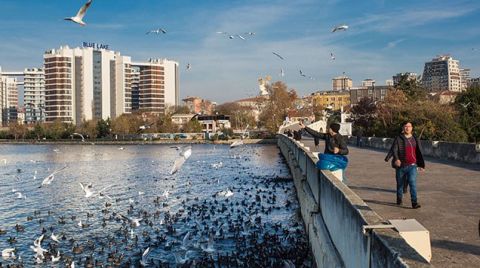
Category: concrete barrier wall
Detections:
[
  {"x1": 347, "y1": 136, "x2": 480, "y2": 164},
  {"x1": 278, "y1": 135, "x2": 428, "y2": 268}
]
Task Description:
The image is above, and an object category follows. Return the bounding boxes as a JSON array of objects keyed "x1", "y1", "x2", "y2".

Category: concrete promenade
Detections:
[{"x1": 302, "y1": 137, "x2": 480, "y2": 267}]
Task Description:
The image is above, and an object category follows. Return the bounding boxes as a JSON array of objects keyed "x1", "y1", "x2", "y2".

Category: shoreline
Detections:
[{"x1": 0, "y1": 138, "x2": 277, "y2": 145}]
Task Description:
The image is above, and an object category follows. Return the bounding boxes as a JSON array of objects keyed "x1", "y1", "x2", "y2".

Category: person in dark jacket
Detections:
[
  {"x1": 389, "y1": 121, "x2": 425, "y2": 209},
  {"x1": 299, "y1": 122, "x2": 348, "y2": 155}
]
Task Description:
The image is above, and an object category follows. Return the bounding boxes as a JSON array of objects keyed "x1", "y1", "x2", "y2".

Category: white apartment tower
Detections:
[
  {"x1": 44, "y1": 46, "x2": 132, "y2": 124},
  {"x1": 24, "y1": 68, "x2": 45, "y2": 123},
  {"x1": 422, "y1": 55, "x2": 462, "y2": 92},
  {"x1": 0, "y1": 75, "x2": 18, "y2": 126},
  {"x1": 332, "y1": 76, "x2": 352, "y2": 91}
]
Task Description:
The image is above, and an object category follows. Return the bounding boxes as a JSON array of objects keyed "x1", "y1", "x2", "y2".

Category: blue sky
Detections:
[{"x1": 0, "y1": 0, "x2": 479, "y2": 103}]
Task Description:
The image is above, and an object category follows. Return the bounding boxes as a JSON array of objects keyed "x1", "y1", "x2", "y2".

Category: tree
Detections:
[
  {"x1": 351, "y1": 97, "x2": 378, "y2": 136},
  {"x1": 77, "y1": 120, "x2": 98, "y2": 140},
  {"x1": 395, "y1": 74, "x2": 427, "y2": 101},
  {"x1": 31, "y1": 123, "x2": 45, "y2": 140},
  {"x1": 97, "y1": 119, "x2": 111, "y2": 138},
  {"x1": 45, "y1": 120, "x2": 66, "y2": 140},
  {"x1": 182, "y1": 119, "x2": 203, "y2": 133},
  {"x1": 153, "y1": 114, "x2": 179, "y2": 133},
  {"x1": 215, "y1": 102, "x2": 256, "y2": 130},
  {"x1": 111, "y1": 114, "x2": 142, "y2": 139},
  {"x1": 8, "y1": 123, "x2": 28, "y2": 140},
  {"x1": 455, "y1": 85, "x2": 480, "y2": 142},
  {"x1": 258, "y1": 81, "x2": 297, "y2": 133}
]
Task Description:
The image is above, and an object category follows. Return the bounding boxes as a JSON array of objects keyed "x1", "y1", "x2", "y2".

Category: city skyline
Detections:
[{"x1": 0, "y1": 0, "x2": 479, "y2": 103}]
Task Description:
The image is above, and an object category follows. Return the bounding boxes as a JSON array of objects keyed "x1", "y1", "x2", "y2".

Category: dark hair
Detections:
[{"x1": 402, "y1": 121, "x2": 413, "y2": 127}]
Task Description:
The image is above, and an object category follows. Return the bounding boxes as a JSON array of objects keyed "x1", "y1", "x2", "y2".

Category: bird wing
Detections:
[
  {"x1": 237, "y1": 34, "x2": 246, "y2": 40},
  {"x1": 161, "y1": 28, "x2": 167, "y2": 33},
  {"x1": 76, "y1": 0, "x2": 93, "y2": 19},
  {"x1": 272, "y1": 52, "x2": 284, "y2": 60},
  {"x1": 142, "y1": 247, "x2": 151, "y2": 258}
]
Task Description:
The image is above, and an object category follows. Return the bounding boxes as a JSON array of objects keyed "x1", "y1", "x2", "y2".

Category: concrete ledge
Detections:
[{"x1": 278, "y1": 135, "x2": 429, "y2": 268}]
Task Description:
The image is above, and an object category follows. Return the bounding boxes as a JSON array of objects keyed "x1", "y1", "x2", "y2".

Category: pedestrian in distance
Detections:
[{"x1": 388, "y1": 121, "x2": 425, "y2": 209}]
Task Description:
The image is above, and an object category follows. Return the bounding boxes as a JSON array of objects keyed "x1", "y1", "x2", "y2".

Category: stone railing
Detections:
[
  {"x1": 348, "y1": 137, "x2": 480, "y2": 164},
  {"x1": 277, "y1": 135, "x2": 428, "y2": 268}
]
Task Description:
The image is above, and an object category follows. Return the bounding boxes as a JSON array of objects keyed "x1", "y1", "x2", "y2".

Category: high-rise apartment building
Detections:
[
  {"x1": 23, "y1": 68, "x2": 45, "y2": 124},
  {"x1": 332, "y1": 76, "x2": 352, "y2": 91},
  {"x1": 422, "y1": 55, "x2": 462, "y2": 92},
  {"x1": 0, "y1": 75, "x2": 18, "y2": 125},
  {"x1": 460, "y1": 68, "x2": 470, "y2": 91},
  {"x1": 44, "y1": 45, "x2": 132, "y2": 124},
  {"x1": 131, "y1": 58, "x2": 179, "y2": 114}
]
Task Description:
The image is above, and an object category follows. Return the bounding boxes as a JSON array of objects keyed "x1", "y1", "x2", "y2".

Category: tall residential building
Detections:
[
  {"x1": 361, "y1": 79, "x2": 376, "y2": 87},
  {"x1": 44, "y1": 45, "x2": 132, "y2": 124},
  {"x1": 0, "y1": 75, "x2": 18, "y2": 125},
  {"x1": 460, "y1": 68, "x2": 470, "y2": 91},
  {"x1": 23, "y1": 68, "x2": 45, "y2": 124},
  {"x1": 332, "y1": 76, "x2": 352, "y2": 91},
  {"x1": 392, "y1": 72, "x2": 417, "y2": 86},
  {"x1": 422, "y1": 55, "x2": 462, "y2": 92},
  {"x1": 131, "y1": 58, "x2": 179, "y2": 114},
  {"x1": 131, "y1": 68, "x2": 140, "y2": 111}
]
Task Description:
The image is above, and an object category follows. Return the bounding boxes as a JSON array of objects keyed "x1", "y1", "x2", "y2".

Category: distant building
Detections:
[
  {"x1": 182, "y1": 96, "x2": 214, "y2": 115},
  {"x1": 0, "y1": 75, "x2": 18, "y2": 126},
  {"x1": 332, "y1": 76, "x2": 352, "y2": 91},
  {"x1": 232, "y1": 96, "x2": 267, "y2": 121},
  {"x1": 430, "y1": 91, "x2": 459, "y2": 104},
  {"x1": 311, "y1": 90, "x2": 350, "y2": 110},
  {"x1": 23, "y1": 68, "x2": 45, "y2": 124},
  {"x1": 470, "y1": 77, "x2": 480, "y2": 88},
  {"x1": 459, "y1": 68, "x2": 470, "y2": 91},
  {"x1": 171, "y1": 113, "x2": 196, "y2": 126},
  {"x1": 385, "y1": 79, "x2": 394, "y2": 86},
  {"x1": 350, "y1": 86, "x2": 389, "y2": 105},
  {"x1": 196, "y1": 114, "x2": 231, "y2": 133},
  {"x1": 422, "y1": 55, "x2": 462, "y2": 92},
  {"x1": 392, "y1": 72, "x2": 417, "y2": 86},
  {"x1": 361, "y1": 79, "x2": 376, "y2": 87}
]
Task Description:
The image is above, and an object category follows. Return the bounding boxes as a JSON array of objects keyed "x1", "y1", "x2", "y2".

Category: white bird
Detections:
[
  {"x1": 280, "y1": 68, "x2": 285, "y2": 77},
  {"x1": 330, "y1": 52, "x2": 336, "y2": 60},
  {"x1": 51, "y1": 251, "x2": 61, "y2": 263},
  {"x1": 120, "y1": 214, "x2": 142, "y2": 227},
  {"x1": 211, "y1": 162, "x2": 223, "y2": 169},
  {"x1": 79, "y1": 182, "x2": 94, "y2": 198},
  {"x1": 41, "y1": 166, "x2": 67, "y2": 187},
  {"x1": 1, "y1": 248, "x2": 15, "y2": 259},
  {"x1": 182, "y1": 232, "x2": 192, "y2": 250},
  {"x1": 230, "y1": 140, "x2": 244, "y2": 148},
  {"x1": 186, "y1": 63, "x2": 191, "y2": 70},
  {"x1": 272, "y1": 52, "x2": 285, "y2": 60},
  {"x1": 162, "y1": 190, "x2": 170, "y2": 199},
  {"x1": 118, "y1": 147, "x2": 125, "y2": 150},
  {"x1": 146, "y1": 28, "x2": 167, "y2": 34},
  {"x1": 299, "y1": 70, "x2": 306, "y2": 77},
  {"x1": 138, "y1": 191, "x2": 145, "y2": 196},
  {"x1": 332, "y1": 24, "x2": 349, "y2": 32},
  {"x1": 460, "y1": 102, "x2": 471, "y2": 109},
  {"x1": 217, "y1": 189, "x2": 234, "y2": 197},
  {"x1": 237, "y1": 34, "x2": 246, "y2": 40},
  {"x1": 65, "y1": 0, "x2": 93, "y2": 26},
  {"x1": 16, "y1": 192, "x2": 26, "y2": 199},
  {"x1": 245, "y1": 32, "x2": 255, "y2": 35},
  {"x1": 180, "y1": 146, "x2": 192, "y2": 159},
  {"x1": 140, "y1": 247, "x2": 151, "y2": 266},
  {"x1": 51, "y1": 232, "x2": 60, "y2": 243},
  {"x1": 170, "y1": 157, "x2": 186, "y2": 175}
]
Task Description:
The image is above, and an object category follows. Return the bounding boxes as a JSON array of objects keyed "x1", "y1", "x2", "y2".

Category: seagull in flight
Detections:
[
  {"x1": 332, "y1": 24, "x2": 349, "y2": 33},
  {"x1": 140, "y1": 247, "x2": 151, "y2": 266},
  {"x1": 299, "y1": 70, "x2": 306, "y2": 77},
  {"x1": 40, "y1": 166, "x2": 67, "y2": 187},
  {"x1": 272, "y1": 52, "x2": 285, "y2": 60},
  {"x1": 330, "y1": 52, "x2": 336, "y2": 60},
  {"x1": 146, "y1": 28, "x2": 167, "y2": 34},
  {"x1": 280, "y1": 68, "x2": 285, "y2": 77},
  {"x1": 186, "y1": 63, "x2": 191, "y2": 70},
  {"x1": 65, "y1": 0, "x2": 93, "y2": 26}
]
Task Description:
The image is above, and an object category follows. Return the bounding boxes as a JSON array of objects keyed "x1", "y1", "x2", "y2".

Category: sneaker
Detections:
[
  {"x1": 412, "y1": 203, "x2": 421, "y2": 209},
  {"x1": 396, "y1": 197, "x2": 402, "y2": 205}
]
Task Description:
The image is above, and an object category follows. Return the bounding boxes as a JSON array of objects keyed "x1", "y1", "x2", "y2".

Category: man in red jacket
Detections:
[{"x1": 390, "y1": 121, "x2": 425, "y2": 209}]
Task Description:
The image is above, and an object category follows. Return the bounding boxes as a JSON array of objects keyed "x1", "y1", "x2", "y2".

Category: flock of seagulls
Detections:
[
  {"x1": 0, "y1": 145, "x2": 310, "y2": 267},
  {"x1": 63, "y1": 0, "x2": 350, "y2": 78}
]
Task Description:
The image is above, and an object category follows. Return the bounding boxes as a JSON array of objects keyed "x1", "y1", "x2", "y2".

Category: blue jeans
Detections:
[{"x1": 396, "y1": 164, "x2": 418, "y2": 203}]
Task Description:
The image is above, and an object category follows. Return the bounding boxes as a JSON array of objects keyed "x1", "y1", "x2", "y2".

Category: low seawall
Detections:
[
  {"x1": 348, "y1": 136, "x2": 480, "y2": 164},
  {"x1": 277, "y1": 135, "x2": 428, "y2": 268}
]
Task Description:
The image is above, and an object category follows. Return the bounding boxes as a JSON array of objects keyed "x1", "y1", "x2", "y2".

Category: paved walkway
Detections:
[{"x1": 301, "y1": 137, "x2": 480, "y2": 267}]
